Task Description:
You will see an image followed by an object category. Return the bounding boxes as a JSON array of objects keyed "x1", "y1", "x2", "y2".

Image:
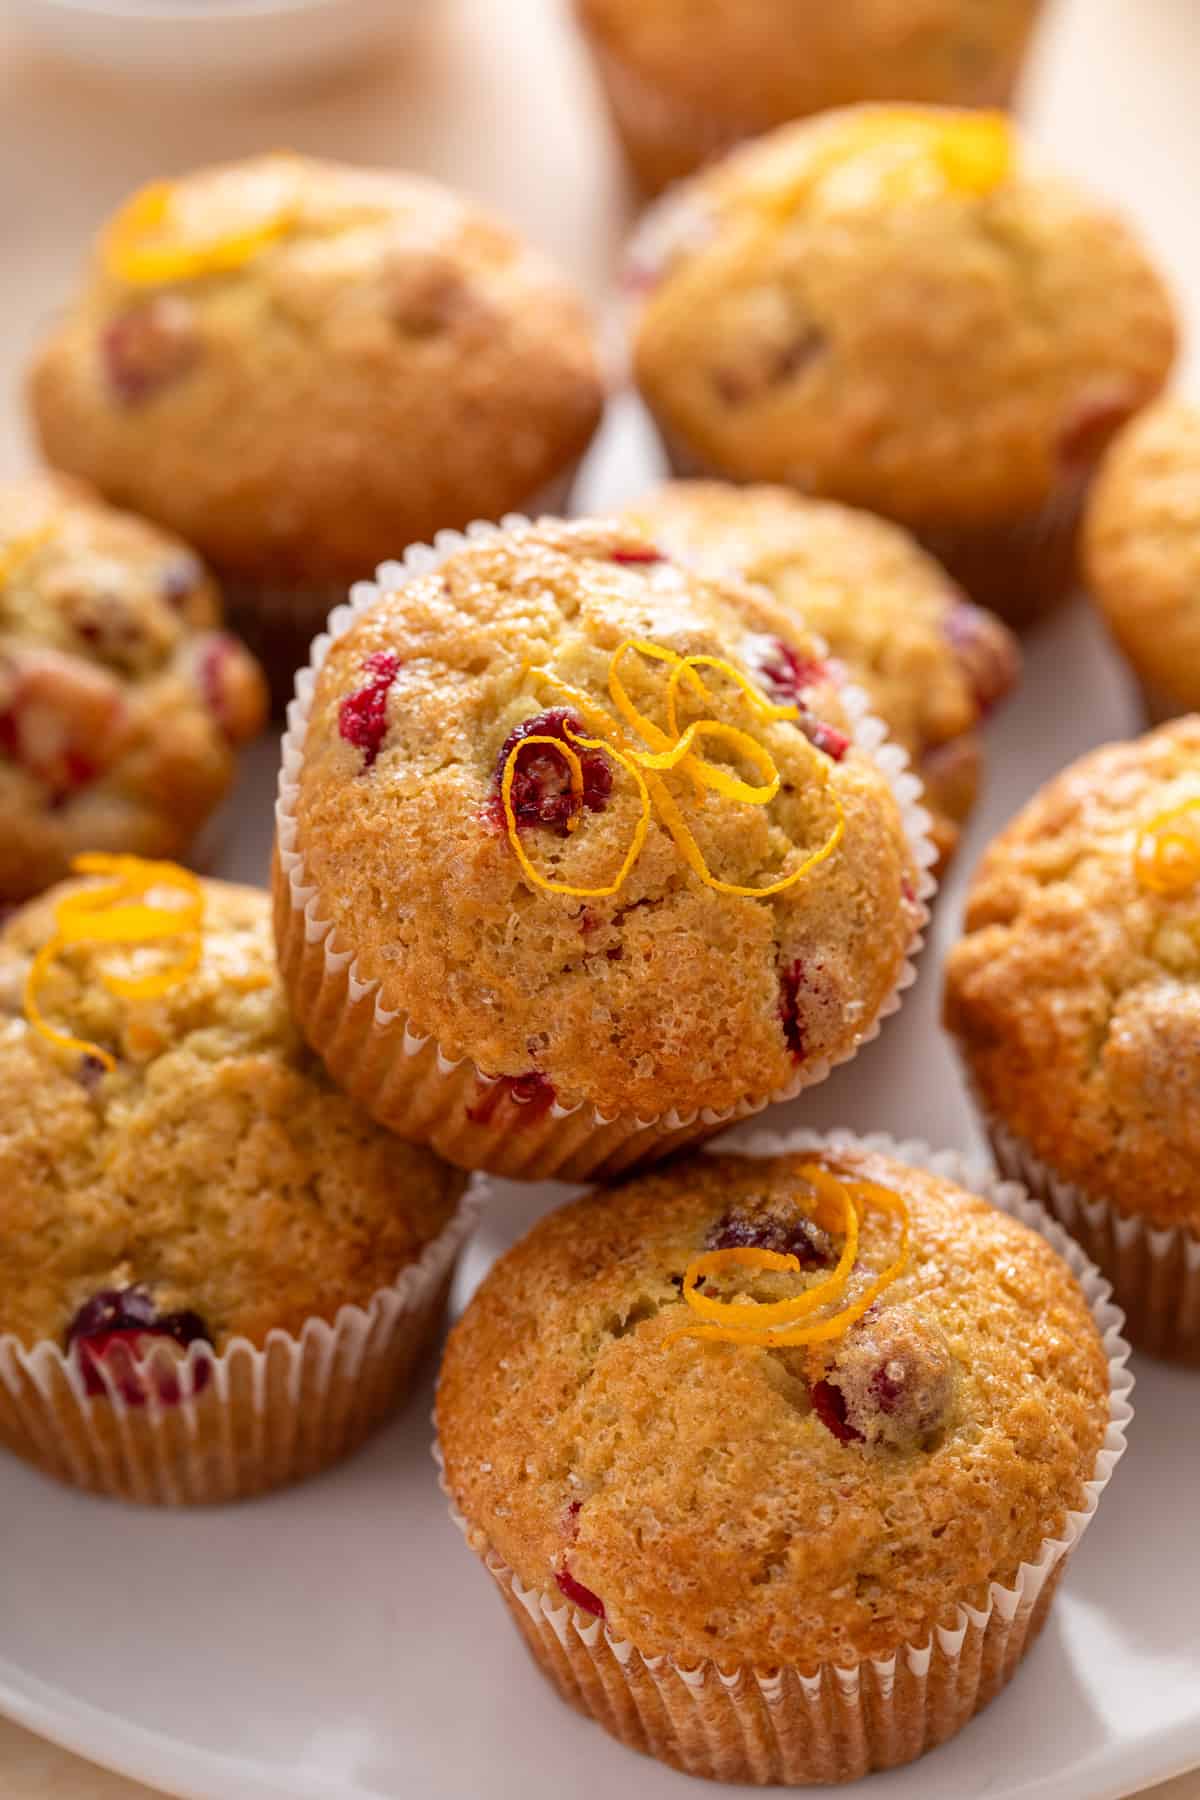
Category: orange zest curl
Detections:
[
  {"x1": 103, "y1": 168, "x2": 297, "y2": 286},
  {"x1": 1134, "y1": 797, "x2": 1200, "y2": 897},
  {"x1": 23, "y1": 855, "x2": 206, "y2": 1071},
  {"x1": 663, "y1": 1163, "x2": 910, "y2": 1351},
  {"x1": 503, "y1": 641, "x2": 845, "y2": 901}
]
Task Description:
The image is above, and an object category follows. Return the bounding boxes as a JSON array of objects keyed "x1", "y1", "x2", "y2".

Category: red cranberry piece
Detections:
[
  {"x1": 760, "y1": 639, "x2": 828, "y2": 705},
  {"x1": 823, "y1": 1311, "x2": 955, "y2": 1450},
  {"x1": 778, "y1": 959, "x2": 806, "y2": 1063},
  {"x1": 66, "y1": 1287, "x2": 212, "y2": 1406},
  {"x1": 706, "y1": 1206, "x2": 833, "y2": 1268},
  {"x1": 801, "y1": 718, "x2": 850, "y2": 762},
  {"x1": 467, "y1": 1071, "x2": 557, "y2": 1129},
  {"x1": 161, "y1": 555, "x2": 205, "y2": 610},
  {"x1": 76, "y1": 1051, "x2": 110, "y2": 1091},
  {"x1": 489, "y1": 708, "x2": 613, "y2": 836},
  {"x1": 555, "y1": 1565, "x2": 605, "y2": 1619},
  {"x1": 610, "y1": 546, "x2": 663, "y2": 565},
  {"x1": 942, "y1": 601, "x2": 1020, "y2": 718},
  {"x1": 810, "y1": 1378, "x2": 865, "y2": 1444},
  {"x1": 0, "y1": 653, "x2": 124, "y2": 800},
  {"x1": 102, "y1": 296, "x2": 198, "y2": 407},
  {"x1": 338, "y1": 650, "x2": 400, "y2": 768}
]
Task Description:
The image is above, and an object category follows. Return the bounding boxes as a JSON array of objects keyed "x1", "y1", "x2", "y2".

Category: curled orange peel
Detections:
[
  {"x1": 502, "y1": 641, "x2": 845, "y2": 900},
  {"x1": 663, "y1": 1165, "x2": 910, "y2": 1351},
  {"x1": 23, "y1": 855, "x2": 205, "y2": 1070},
  {"x1": 1134, "y1": 797, "x2": 1200, "y2": 897},
  {"x1": 103, "y1": 172, "x2": 297, "y2": 286}
]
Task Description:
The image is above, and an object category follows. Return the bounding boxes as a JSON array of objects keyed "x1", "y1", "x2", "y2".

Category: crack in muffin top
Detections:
[{"x1": 286, "y1": 519, "x2": 922, "y2": 1120}]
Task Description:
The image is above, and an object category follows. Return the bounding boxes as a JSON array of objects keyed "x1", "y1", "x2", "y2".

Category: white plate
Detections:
[{"x1": 3, "y1": 1, "x2": 1200, "y2": 1795}]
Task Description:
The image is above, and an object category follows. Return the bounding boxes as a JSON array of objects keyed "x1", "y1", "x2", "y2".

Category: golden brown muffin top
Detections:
[
  {"x1": 29, "y1": 154, "x2": 604, "y2": 582},
  {"x1": 0, "y1": 876, "x2": 465, "y2": 1351},
  {"x1": 579, "y1": 0, "x2": 1042, "y2": 130},
  {"x1": 623, "y1": 481, "x2": 1019, "y2": 866},
  {"x1": 945, "y1": 718, "x2": 1200, "y2": 1228},
  {"x1": 438, "y1": 1143, "x2": 1110, "y2": 1668},
  {"x1": 0, "y1": 473, "x2": 265, "y2": 902},
  {"x1": 630, "y1": 108, "x2": 1176, "y2": 526},
  {"x1": 1085, "y1": 401, "x2": 1200, "y2": 712},
  {"x1": 282, "y1": 520, "x2": 923, "y2": 1121}
]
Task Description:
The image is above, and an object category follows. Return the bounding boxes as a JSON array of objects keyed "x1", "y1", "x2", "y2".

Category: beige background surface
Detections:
[{"x1": 1, "y1": 0, "x2": 1199, "y2": 1794}]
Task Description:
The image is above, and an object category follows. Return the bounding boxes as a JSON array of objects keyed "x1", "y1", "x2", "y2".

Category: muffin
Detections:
[
  {"x1": 0, "y1": 472, "x2": 266, "y2": 902},
  {"x1": 629, "y1": 106, "x2": 1177, "y2": 627},
  {"x1": 945, "y1": 717, "x2": 1200, "y2": 1360},
  {"x1": 623, "y1": 480, "x2": 1020, "y2": 868},
  {"x1": 0, "y1": 863, "x2": 473, "y2": 1504},
  {"x1": 1084, "y1": 400, "x2": 1200, "y2": 723},
  {"x1": 274, "y1": 517, "x2": 932, "y2": 1182},
  {"x1": 576, "y1": 0, "x2": 1045, "y2": 195},
  {"x1": 28, "y1": 153, "x2": 606, "y2": 696},
  {"x1": 437, "y1": 1132, "x2": 1129, "y2": 1784}
]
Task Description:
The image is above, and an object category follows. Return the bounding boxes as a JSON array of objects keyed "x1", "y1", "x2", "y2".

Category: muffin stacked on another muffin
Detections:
[
  {"x1": 624, "y1": 480, "x2": 1020, "y2": 867},
  {"x1": 630, "y1": 106, "x2": 1177, "y2": 625},
  {"x1": 576, "y1": 0, "x2": 1045, "y2": 194},
  {"x1": 274, "y1": 518, "x2": 929, "y2": 1181},
  {"x1": 945, "y1": 717, "x2": 1200, "y2": 1359},
  {"x1": 0, "y1": 472, "x2": 265, "y2": 902},
  {"x1": 1085, "y1": 400, "x2": 1200, "y2": 722},
  {"x1": 0, "y1": 866, "x2": 471, "y2": 1504},
  {"x1": 438, "y1": 1139, "x2": 1121, "y2": 1784},
  {"x1": 29, "y1": 154, "x2": 606, "y2": 695}
]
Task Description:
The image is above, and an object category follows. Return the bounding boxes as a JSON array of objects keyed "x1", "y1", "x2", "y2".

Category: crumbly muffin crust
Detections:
[
  {"x1": 282, "y1": 519, "x2": 921, "y2": 1121},
  {"x1": 1084, "y1": 401, "x2": 1200, "y2": 713},
  {"x1": 631, "y1": 108, "x2": 1176, "y2": 529},
  {"x1": 945, "y1": 718, "x2": 1200, "y2": 1230},
  {"x1": 0, "y1": 473, "x2": 265, "y2": 901},
  {"x1": 29, "y1": 154, "x2": 604, "y2": 584},
  {"x1": 437, "y1": 1144, "x2": 1109, "y2": 1668},
  {"x1": 624, "y1": 480, "x2": 1019, "y2": 865},
  {"x1": 0, "y1": 877, "x2": 465, "y2": 1349},
  {"x1": 578, "y1": 0, "x2": 1043, "y2": 192}
]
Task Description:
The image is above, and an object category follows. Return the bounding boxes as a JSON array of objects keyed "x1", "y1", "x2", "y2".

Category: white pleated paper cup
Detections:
[
  {"x1": 0, "y1": 1183, "x2": 480, "y2": 1508},
  {"x1": 273, "y1": 520, "x2": 937, "y2": 1183},
  {"x1": 982, "y1": 1108, "x2": 1200, "y2": 1364},
  {"x1": 435, "y1": 1130, "x2": 1132, "y2": 1786}
]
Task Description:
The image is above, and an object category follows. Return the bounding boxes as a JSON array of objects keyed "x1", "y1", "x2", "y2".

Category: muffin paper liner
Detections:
[
  {"x1": 273, "y1": 520, "x2": 937, "y2": 1183},
  {"x1": 0, "y1": 1184, "x2": 480, "y2": 1507},
  {"x1": 435, "y1": 1128, "x2": 1132, "y2": 1785},
  {"x1": 222, "y1": 465, "x2": 583, "y2": 709},
  {"x1": 653, "y1": 429, "x2": 1086, "y2": 633},
  {"x1": 978, "y1": 1104, "x2": 1200, "y2": 1363}
]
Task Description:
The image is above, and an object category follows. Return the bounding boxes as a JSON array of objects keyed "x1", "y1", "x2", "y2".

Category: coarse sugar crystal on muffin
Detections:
[
  {"x1": 0, "y1": 472, "x2": 266, "y2": 902},
  {"x1": 623, "y1": 479, "x2": 1020, "y2": 869},
  {"x1": 0, "y1": 864, "x2": 472, "y2": 1504},
  {"x1": 945, "y1": 716, "x2": 1200, "y2": 1360},
  {"x1": 1084, "y1": 400, "x2": 1200, "y2": 723},
  {"x1": 273, "y1": 518, "x2": 931, "y2": 1182},
  {"x1": 575, "y1": 0, "x2": 1045, "y2": 195},
  {"x1": 629, "y1": 106, "x2": 1177, "y2": 627},
  {"x1": 436, "y1": 1134, "x2": 1127, "y2": 1784},
  {"x1": 28, "y1": 154, "x2": 606, "y2": 696}
]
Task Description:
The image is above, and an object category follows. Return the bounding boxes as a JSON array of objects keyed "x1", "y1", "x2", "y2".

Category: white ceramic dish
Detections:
[
  {"x1": 5, "y1": 0, "x2": 416, "y2": 89},
  {"x1": 1, "y1": 401, "x2": 1198, "y2": 1800}
]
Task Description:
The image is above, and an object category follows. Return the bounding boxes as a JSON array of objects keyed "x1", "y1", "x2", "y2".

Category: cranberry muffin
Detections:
[
  {"x1": 29, "y1": 154, "x2": 605, "y2": 695},
  {"x1": 1084, "y1": 400, "x2": 1200, "y2": 722},
  {"x1": 630, "y1": 107, "x2": 1177, "y2": 626},
  {"x1": 945, "y1": 717, "x2": 1200, "y2": 1360},
  {"x1": 0, "y1": 866, "x2": 472, "y2": 1504},
  {"x1": 624, "y1": 480, "x2": 1020, "y2": 868},
  {"x1": 438, "y1": 1135, "x2": 1125, "y2": 1784},
  {"x1": 275, "y1": 518, "x2": 930, "y2": 1182},
  {"x1": 0, "y1": 473, "x2": 265, "y2": 901},
  {"x1": 576, "y1": 0, "x2": 1044, "y2": 195}
]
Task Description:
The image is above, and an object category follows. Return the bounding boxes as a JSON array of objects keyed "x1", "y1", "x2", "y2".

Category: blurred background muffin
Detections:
[
  {"x1": 623, "y1": 480, "x2": 1020, "y2": 868},
  {"x1": 1084, "y1": 400, "x2": 1200, "y2": 723},
  {"x1": 629, "y1": 106, "x2": 1177, "y2": 626},
  {"x1": 0, "y1": 472, "x2": 265, "y2": 902},
  {"x1": 575, "y1": 0, "x2": 1046, "y2": 195},
  {"x1": 28, "y1": 153, "x2": 606, "y2": 702}
]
